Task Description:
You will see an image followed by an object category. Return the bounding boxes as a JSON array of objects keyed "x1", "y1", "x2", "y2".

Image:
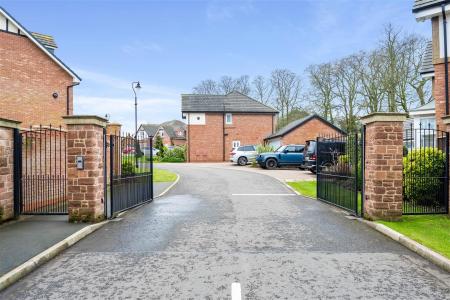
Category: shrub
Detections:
[
  {"x1": 403, "y1": 147, "x2": 446, "y2": 206},
  {"x1": 160, "y1": 157, "x2": 184, "y2": 163},
  {"x1": 256, "y1": 144, "x2": 274, "y2": 154},
  {"x1": 154, "y1": 135, "x2": 165, "y2": 157},
  {"x1": 161, "y1": 145, "x2": 186, "y2": 162},
  {"x1": 122, "y1": 160, "x2": 136, "y2": 177}
]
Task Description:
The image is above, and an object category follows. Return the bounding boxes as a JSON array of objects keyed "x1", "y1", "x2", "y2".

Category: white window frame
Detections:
[
  {"x1": 225, "y1": 113, "x2": 232, "y2": 125},
  {"x1": 232, "y1": 140, "x2": 240, "y2": 148}
]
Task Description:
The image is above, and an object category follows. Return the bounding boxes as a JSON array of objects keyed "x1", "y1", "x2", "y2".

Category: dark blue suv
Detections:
[{"x1": 256, "y1": 144, "x2": 305, "y2": 169}]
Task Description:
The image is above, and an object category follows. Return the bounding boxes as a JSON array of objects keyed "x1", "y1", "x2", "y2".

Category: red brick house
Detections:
[
  {"x1": 181, "y1": 91, "x2": 278, "y2": 162},
  {"x1": 264, "y1": 114, "x2": 345, "y2": 148},
  {"x1": 139, "y1": 120, "x2": 186, "y2": 147},
  {"x1": 0, "y1": 6, "x2": 81, "y2": 128}
]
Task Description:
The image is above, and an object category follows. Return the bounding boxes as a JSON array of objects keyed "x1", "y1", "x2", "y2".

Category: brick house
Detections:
[
  {"x1": 181, "y1": 91, "x2": 278, "y2": 162},
  {"x1": 264, "y1": 114, "x2": 345, "y2": 148},
  {"x1": 413, "y1": 1, "x2": 450, "y2": 131},
  {"x1": 139, "y1": 120, "x2": 186, "y2": 147},
  {"x1": 0, "y1": 6, "x2": 81, "y2": 128}
]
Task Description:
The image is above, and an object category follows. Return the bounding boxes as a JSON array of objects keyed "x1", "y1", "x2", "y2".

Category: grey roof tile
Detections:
[
  {"x1": 420, "y1": 41, "x2": 434, "y2": 75},
  {"x1": 181, "y1": 91, "x2": 278, "y2": 113},
  {"x1": 413, "y1": 0, "x2": 445, "y2": 12},
  {"x1": 265, "y1": 114, "x2": 345, "y2": 140},
  {"x1": 31, "y1": 32, "x2": 57, "y2": 49}
]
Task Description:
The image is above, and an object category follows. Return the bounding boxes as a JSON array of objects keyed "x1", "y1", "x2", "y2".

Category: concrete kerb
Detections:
[
  {"x1": 359, "y1": 219, "x2": 450, "y2": 273},
  {"x1": 0, "y1": 221, "x2": 108, "y2": 292}
]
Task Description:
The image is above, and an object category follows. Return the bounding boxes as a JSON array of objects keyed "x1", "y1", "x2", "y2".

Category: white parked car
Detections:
[{"x1": 230, "y1": 145, "x2": 257, "y2": 166}]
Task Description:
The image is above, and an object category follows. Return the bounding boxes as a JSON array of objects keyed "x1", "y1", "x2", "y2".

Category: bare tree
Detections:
[
  {"x1": 234, "y1": 75, "x2": 251, "y2": 95},
  {"x1": 218, "y1": 76, "x2": 237, "y2": 94},
  {"x1": 355, "y1": 50, "x2": 386, "y2": 113},
  {"x1": 270, "y1": 69, "x2": 302, "y2": 122},
  {"x1": 252, "y1": 75, "x2": 273, "y2": 105},
  {"x1": 192, "y1": 79, "x2": 219, "y2": 94},
  {"x1": 332, "y1": 55, "x2": 361, "y2": 133},
  {"x1": 306, "y1": 63, "x2": 335, "y2": 122}
]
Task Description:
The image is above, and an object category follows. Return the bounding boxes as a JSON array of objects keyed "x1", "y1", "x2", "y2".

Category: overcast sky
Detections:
[{"x1": 2, "y1": 0, "x2": 429, "y2": 132}]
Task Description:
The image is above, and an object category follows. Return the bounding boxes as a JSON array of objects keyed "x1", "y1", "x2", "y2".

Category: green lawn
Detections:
[
  {"x1": 153, "y1": 168, "x2": 177, "y2": 182},
  {"x1": 287, "y1": 180, "x2": 362, "y2": 214},
  {"x1": 287, "y1": 181, "x2": 317, "y2": 198},
  {"x1": 378, "y1": 215, "x2": 450, "y2": 259}
]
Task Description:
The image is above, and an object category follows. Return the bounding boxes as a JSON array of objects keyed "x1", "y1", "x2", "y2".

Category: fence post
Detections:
[
  {"x1": 0, "y1": 118, "x2": 21, "y2": 222},
  {"x1": 63, "y1": 115, "x2": 107, "y2": 222},
  {"x1": 360, "y1": 112, "x2": 407, "y2": 221},
  {"x1": 441, "y1": 116, "x2": 450, "y2": 214}
]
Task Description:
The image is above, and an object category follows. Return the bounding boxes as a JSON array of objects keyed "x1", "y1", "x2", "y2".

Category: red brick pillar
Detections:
[
  {"x1": 0, "y1": 118, "x2": 21, "y2": 222},
  {"x1": 106, "y1": 122, "x2": 122, "y2": 179},
  {"x1": 63, "y1": 116, "x2": 107, "y2": 222},
  {"x1": 361, "y1": 113, "x2": 407, "y2": 221}
]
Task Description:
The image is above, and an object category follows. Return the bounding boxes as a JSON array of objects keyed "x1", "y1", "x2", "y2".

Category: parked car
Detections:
[
  {"x1": 142, "y1": 147, "x2": 160, "y2": 157},
  {"x1": 230, "y1": 145, "x2": 257, "y2": 166},
  {"x1": 302, "y1": 140, "x2": 346, "y2": 173},
  {"x1": 301, "y1": 140, "x2": 317, "y2": 173},
  {"x1": 256, "y1": 144, "x2": 305, "y2": 169}
]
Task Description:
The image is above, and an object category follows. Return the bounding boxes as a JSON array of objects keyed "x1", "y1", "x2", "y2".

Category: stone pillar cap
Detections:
[
  {"x1": 107, "y1": 121, "x2": 122, "y2": 126},
  {"x1": 0, "y1": 117, "x2": 21, "y2": 129},
  {"x1": 63, "y1": 115, "x2": 108, "y2": 127},
  {"x1": 360, "y1": 112, "x2": 407, "y2": 125}
]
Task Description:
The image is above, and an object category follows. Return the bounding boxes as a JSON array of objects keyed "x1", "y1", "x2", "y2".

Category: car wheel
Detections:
[
  {"x1": 265, "y1": 158, "x2": 277, "y2": 170},
  {"x1": 237, "y1": 156, "x2": 248, "y2": 166}
]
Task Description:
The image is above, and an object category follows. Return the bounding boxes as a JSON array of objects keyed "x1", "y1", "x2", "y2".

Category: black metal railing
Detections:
[
  {"x1": 403, "y1": 123, "x2": 449, "y2": 214},
  {"x1": 19, "y1": 125, "x2": 67, "y2": 215},
  {"x1": 316, "y1": 132, "x2": 363, "y2": 216},
  {"x1": 107, "y1": 130, "x2": 153, "y2": 217}
]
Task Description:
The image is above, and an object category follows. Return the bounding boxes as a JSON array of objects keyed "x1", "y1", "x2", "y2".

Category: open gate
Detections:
[
  {"x1": 316, "y1": 132, "x2": 363, "y2": 216},
  {"x1": 15, "y1": 125, "x2": 67, "y2": 215},
  {"x1": 105, "y1": 130, "x2": 153, "y2": 218}
]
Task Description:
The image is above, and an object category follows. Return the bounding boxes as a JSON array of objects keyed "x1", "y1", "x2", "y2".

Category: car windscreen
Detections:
[
  {"x1": 275, "y1": 145, "x2": 287, "y2": 152},
  {"x1": 237, "y1": 146, "x2": 245, "y2": 151}
]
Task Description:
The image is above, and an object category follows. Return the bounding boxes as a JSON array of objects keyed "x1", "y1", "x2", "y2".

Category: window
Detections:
[
  {"x1": 158, "y1": 128, "x2": 164, "y2": 137},
  {"x1": 285, "y1": 146, "x2": 296, "y2": 153},
  {"x1": 232, "y1": 141, "x2": 240, "y2": 148},
  {"x1": 295, "y1": 146, "x2": 304, "y2": 153},
  {"x1": 244, "y1": 146, "x2": 255, "y2": 151},
  {"x1": 225, "y1": 113, "x2": 232, "y2": 124}
]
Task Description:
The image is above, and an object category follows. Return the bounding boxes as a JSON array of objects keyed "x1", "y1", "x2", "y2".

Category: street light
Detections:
[{"x1": 132, "y1": 81, "x2": 141, "y2": 136}]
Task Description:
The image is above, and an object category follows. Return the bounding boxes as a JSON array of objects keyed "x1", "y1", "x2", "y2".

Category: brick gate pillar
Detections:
[
  {"x1": 0, "y1": 118, "x2": 21, "y2": 222},
  {"x1": 63, "y1": 115, "x2": 107, "y2": 222},
  {"x1": 441, "y1": 116, "x2": 450, "y2": 215},
  {"x1": 361, "y1": 112, "x2": 407, "y2": 221}
]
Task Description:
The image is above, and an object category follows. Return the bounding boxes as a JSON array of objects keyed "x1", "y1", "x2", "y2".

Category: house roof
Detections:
[
  {"x1": 0, "y1": 6, "x2": 80, "y2": 82},
  {"x1": 140, "y1": 120, "x2": 186, "y2": 139},
  {"x1": 140, "y1": 124, "x2": 159, "y2": 137},
  {"x1": 265, "y1": 114, "x2": 345, "y2": 140},
  {"x1": 413, "y1": 0, "x2": 446, "y2": 13},
  {"x1": 410, "y1": 99, "x2": 435, "y2": 112},
  {"x1": 31, "y1": 32, "x2": 57, "y2": 49},
  {"x1": 420, "y1": 41, "x2": 434, "y2": 75},
  {"x1": 181, "y1": 91, "x2": 278, "y2": 114}
]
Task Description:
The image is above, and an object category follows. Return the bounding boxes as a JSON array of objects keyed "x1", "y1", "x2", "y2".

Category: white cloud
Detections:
[
  {"x1": 74, "y1": 95, "x2": 180, "y2": 132},
  {"x1": 206, "y1": 0, "x2": 255, "y2": 22}
]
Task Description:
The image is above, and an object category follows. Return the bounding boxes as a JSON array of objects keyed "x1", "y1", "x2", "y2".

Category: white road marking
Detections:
[
  {"x1": 232, "y1": 193, "x2": 296, "y2": 196},
  {"x1": 231, "y1": 282, "x2": 242, "y2": 300}
]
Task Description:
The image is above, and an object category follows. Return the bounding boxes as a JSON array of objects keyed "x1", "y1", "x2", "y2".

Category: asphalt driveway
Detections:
[{"x1": 1, "y1": 164, "x2": 450, "y2": 299}]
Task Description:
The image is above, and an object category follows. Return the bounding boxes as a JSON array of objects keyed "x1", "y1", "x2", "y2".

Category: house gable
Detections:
[{"x1": 0, "y1": 6, "x2": 80, "y2": 83}]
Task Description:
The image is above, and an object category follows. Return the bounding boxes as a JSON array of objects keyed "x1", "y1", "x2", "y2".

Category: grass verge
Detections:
[
  {"x1": 287, "y1": 181, "x2": 317, "y2": 198},
  {"x1": 378, "y1": 215, "x2": 450, "y2": 259},
  {"x1": 154, "y1": 168, "x2": 177, "y2": 182}
]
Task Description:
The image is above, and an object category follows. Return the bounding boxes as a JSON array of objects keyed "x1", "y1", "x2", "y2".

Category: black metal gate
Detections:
[
  {"x1": 403, "y1": 124, "x2": 449, "y2": 214},
  {"x1": 16, "y1": 125, "x2": 67, "y2": 215},
  {"x1": 316, "y1": 132, "x2": 363, "y2": 216},
  {"x1": 106, "y1": 130, "x2": 153, "y2": 218}
]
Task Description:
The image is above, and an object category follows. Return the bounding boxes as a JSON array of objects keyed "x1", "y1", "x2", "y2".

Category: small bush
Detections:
[
  {"x1": 403, "y1": 147, "x2": 446, "y2": 206},
  {"x1": 256, "y1": 144, "x2": 274, "y2": 154},
  {"x1": 160, "y1": 157, "x2": 184, "y2": 163},
  {"x1": 122, "y1": 160, "x2": 136, "y2": 177}
]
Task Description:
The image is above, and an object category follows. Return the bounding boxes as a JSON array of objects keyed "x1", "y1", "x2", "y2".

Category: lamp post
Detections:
[{"x1": 131, "y1": 81, "x2": 141, "y2": 135}]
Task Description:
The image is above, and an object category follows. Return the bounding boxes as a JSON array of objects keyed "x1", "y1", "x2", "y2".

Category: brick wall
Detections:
[
  {"x1": 433, "y1": 63, "x2": 447, "y2": 130},
  {"x1": 66, "y1": 121, "x2": 105, "y2": 222},
  {"x1": 278, "y1": 118, "x2": 342, "y2": 145},
  {"x1": 363, "y1": 116, "x2": 405, "y2": 221},
  {"x1": 0, "y1": 31, "x2": 74, "y2": 128},
  {"x1": 187, "y1": 113, "x2": 275, "y2": 162},
  {"x1": 0, "y1": 127, "x2": 14, "y2": 221}
]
